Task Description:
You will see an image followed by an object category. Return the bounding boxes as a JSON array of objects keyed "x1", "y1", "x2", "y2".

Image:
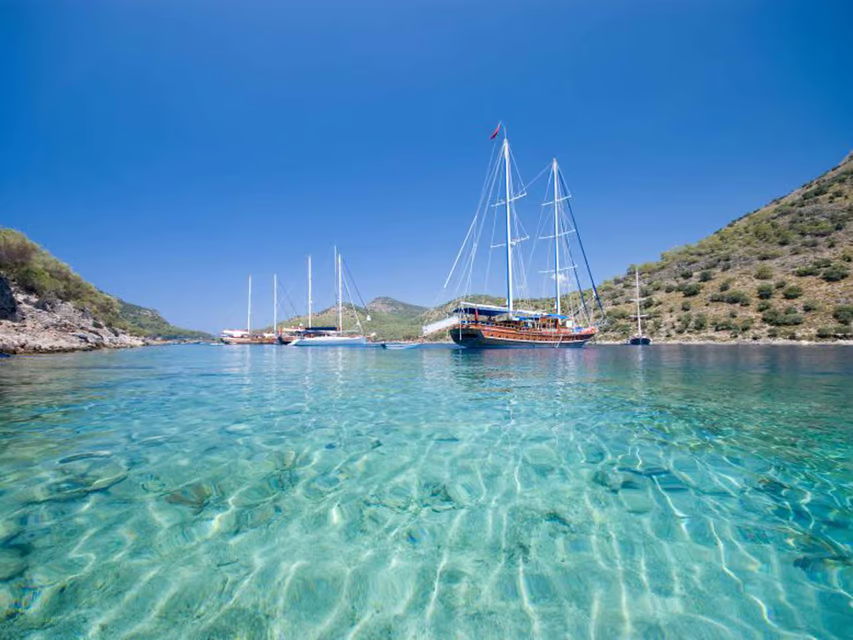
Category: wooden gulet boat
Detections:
[{"x1": 425, "y1": 128, "x2": 605, "y2": 348}]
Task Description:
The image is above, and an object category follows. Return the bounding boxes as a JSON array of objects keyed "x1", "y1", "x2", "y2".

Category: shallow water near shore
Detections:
[{"x1": 0, "y1": 344, "x2": 851, "y2": 639}]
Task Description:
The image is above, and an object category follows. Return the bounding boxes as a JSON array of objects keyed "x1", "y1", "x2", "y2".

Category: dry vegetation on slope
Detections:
[
  {"x1": 597, "y1": 153, "x2": 853, "y2": 342},
  {"x1": 0, "y1": 228, "x2": 207, "y2": 341}
]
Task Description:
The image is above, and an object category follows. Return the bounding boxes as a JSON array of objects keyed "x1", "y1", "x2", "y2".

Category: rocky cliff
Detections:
[
  {"x1": 0, "y1": 276, "x2": 144, "y2": 353},
  {"x1": 0, "y1": 228, "x2": 206, "y2": 354}
]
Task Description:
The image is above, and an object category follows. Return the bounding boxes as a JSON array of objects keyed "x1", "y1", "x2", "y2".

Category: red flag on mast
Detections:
[{"x1": 489, "y1": 122, "x2": 502, "y2": 140}]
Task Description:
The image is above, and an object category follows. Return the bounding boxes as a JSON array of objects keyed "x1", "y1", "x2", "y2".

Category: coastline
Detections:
[
  {"x1": 594, "y1": 338, "x2": 853, "y2": 346},
  {"x1": 4, "y1": 335, "x2": 852, "y2": 357}
]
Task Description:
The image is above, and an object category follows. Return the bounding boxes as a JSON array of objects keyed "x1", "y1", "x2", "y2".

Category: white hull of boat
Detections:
[{"x1": 291, "y1": 335, "x2": 368, "y2": 347}]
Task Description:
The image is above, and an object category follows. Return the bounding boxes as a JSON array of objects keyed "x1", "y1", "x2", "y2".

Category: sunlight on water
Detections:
[{"x1": 0, "y1": 345, "x2": 851, "y2": 639}]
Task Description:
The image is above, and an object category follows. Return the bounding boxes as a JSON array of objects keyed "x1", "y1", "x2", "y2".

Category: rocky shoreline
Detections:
[{"x1": 0, "y1": 277, "x2": 144, "y2": 355}]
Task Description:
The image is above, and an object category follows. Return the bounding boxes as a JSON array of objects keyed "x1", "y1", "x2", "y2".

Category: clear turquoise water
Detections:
[{"x1": 0, "y1": 345, "x2": 851, "y2": 639}]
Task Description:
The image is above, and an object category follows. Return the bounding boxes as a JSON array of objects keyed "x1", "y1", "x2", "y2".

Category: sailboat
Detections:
[
  {"x1": 425, "y1": 128, "x2": 604, "y2": 348},
  {"x1": 290, "y1": 247, "x2": 369, "y2": 347},
  {"x1": 627, "y1": 268, "x2": 651, "y2": 345},
  {"x1": 220, "y1": 275, "x2": 278, "y2": 344}
]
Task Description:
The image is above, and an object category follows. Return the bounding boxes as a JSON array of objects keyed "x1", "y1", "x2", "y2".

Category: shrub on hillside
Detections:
[
  {"x1": 817, "y1": 325, "x2": 852, "y2": 339},
  {"x1": 710, "y1": 290, "x2": 750, "y2": 305},
  {"x1": 680, "y1": 283, "x2": 702, "y2": 297},
  {"x1": 727, "y1": 290, "x2": 750, "y2": 306},
  {"x1": 754, "y1": 265, "x2": 773, "y2": 280},
  {"x1": 756, "y1": 284, "x2": 773, "y2": 300},
  {"x1": 762, "y1": 307, "x2": 804, "y2": 327},
  {"x1": 782, "y1": 285, "x2": 803, "y2": 300},
  {"x1": 833, "y1": 305, "x2": 853, "y2": 325},
  {"x1": 802, "y1": 301, "x2": 819, "y2": 313},
  {"x1": 712, "y1": 317, "x2": 736, "y2": 332},
  {"x1": 693, "y1": 314, "x2": 708, "y2": 331},
  {"x1": 757, "y1": 250, "x2": 781, "y2": 261},
  {"x1": 699, "y1": 270, "x2": 714, "y2": 282},
  {"x1": 795, "y1": 265, "x2": 819, "y2": 277},
  {"x1": 822, "y1": 265, "x2": 850, "y2": 282}
]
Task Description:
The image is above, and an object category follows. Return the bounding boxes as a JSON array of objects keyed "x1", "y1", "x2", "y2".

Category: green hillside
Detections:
[
  {"x1": 596, "y1": 152, "x2": 853, "y2": 341},
  {"x1": 116, "y1": 300, "x2": 210, "y2": 339},
  {"x1": 0, "y1": 228, "x2": 208, "y2": 339}
]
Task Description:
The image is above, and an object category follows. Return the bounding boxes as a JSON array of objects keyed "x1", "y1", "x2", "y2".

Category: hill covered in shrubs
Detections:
[{"x1": 597, "y1": 152, "x2": 853, "y2": 342}]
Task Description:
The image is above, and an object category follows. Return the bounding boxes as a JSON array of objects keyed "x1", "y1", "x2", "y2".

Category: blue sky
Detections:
[{"x1": 1, "y1": 0, "x2": 851, "y2": 333}]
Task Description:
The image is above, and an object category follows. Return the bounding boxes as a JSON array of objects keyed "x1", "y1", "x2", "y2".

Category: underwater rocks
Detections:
[
  {"x1": 27, "y1": 456, "x2": 128, "y2": 504},
  {"x1": 0, "y1": 549, "x2": 27, "y2": 582},
  {"x1": 164, "y1": 482, "x2": 216, "y2": 514}
]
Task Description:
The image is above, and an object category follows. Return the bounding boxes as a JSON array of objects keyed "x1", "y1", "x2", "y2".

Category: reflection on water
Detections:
[{"x1": 0, "y1": 345, "x2": 851, "y2": 638}]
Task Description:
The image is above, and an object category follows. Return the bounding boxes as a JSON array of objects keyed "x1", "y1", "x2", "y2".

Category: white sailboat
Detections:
[
  {"x1": 290, "y1": 247, "x2": 369, "y2": 347},
  {"x1": 220, "y1": 276, "x2": 254, "y2": 344},
  {"x1": 627, "y1": 268, "x2": 651, "y2": 345},
  {"x1": 220, "y1": 275, "x2": 278, "y2": 344}
]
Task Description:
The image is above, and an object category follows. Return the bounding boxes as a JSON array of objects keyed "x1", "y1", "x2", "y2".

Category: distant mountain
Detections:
[
  {"x1": 596, "y1": 152, "x2": 853, "y2": 342},
  {"x1": 367, "y1": 296, "x2": 427, "y2": 318},
  {"x1": 0, "y1": 228, "x2": 208, "y2": 353},
  {"x1": 279, "y1": 297, "x2": 428, "y2": 341}
]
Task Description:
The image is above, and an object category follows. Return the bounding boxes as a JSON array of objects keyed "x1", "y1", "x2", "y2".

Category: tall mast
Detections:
[
  {"x1": 333, "y1": 246, "x2": 338, "y2": 330},
  {"x1": 273, "y1": 273, "x2": 278, "y2": 335},
  {"x1": 553, "y1": 158, "x2": 561, "y2": 316},
  {"x1": 635, "y1": 268, "x2": 643, "y2": 337},
  {"x1": 503, "y1": 137, "x2": 514, "y2": 315},
  {"x1": 336, "y1": 249, "x2": 344, "y2": 331},
  {"x1": 247, "y1": 275, "x2": 252, "y2": 334},
  {"x1": 307, "y1": 255, "x2": 313, "y2": 328}
]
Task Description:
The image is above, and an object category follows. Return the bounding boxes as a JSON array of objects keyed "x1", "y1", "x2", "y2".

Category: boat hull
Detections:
[
  {"x1": 627, "y1": 336, "x2": 652, "y2": 346},
  {"x1": 291, "y1": 335, "x2": 368, "y2": 347},
  {"x1": 220, "y1": 336, "x2": 277, "y2": 345},
  {"x1": 381, "y1": 342, "x2": 419, "y2": 350},
  {"x1": 450, "y1": 324, "x2": 594, "y2": 349}
]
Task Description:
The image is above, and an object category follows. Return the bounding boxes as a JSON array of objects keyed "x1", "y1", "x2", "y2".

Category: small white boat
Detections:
[{"x1": 381, "y1": 342, "x2": 419, "y2": 350}]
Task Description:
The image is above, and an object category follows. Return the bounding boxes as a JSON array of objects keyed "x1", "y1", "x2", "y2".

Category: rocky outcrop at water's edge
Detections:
[{"x1": 0, "y1": 277, "x2": 144, "y2": 354}]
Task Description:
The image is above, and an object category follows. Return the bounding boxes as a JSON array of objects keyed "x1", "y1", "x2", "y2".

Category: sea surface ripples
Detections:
[{"x1": 0, "y1": 345, "x2": 851, "y2": 638}]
